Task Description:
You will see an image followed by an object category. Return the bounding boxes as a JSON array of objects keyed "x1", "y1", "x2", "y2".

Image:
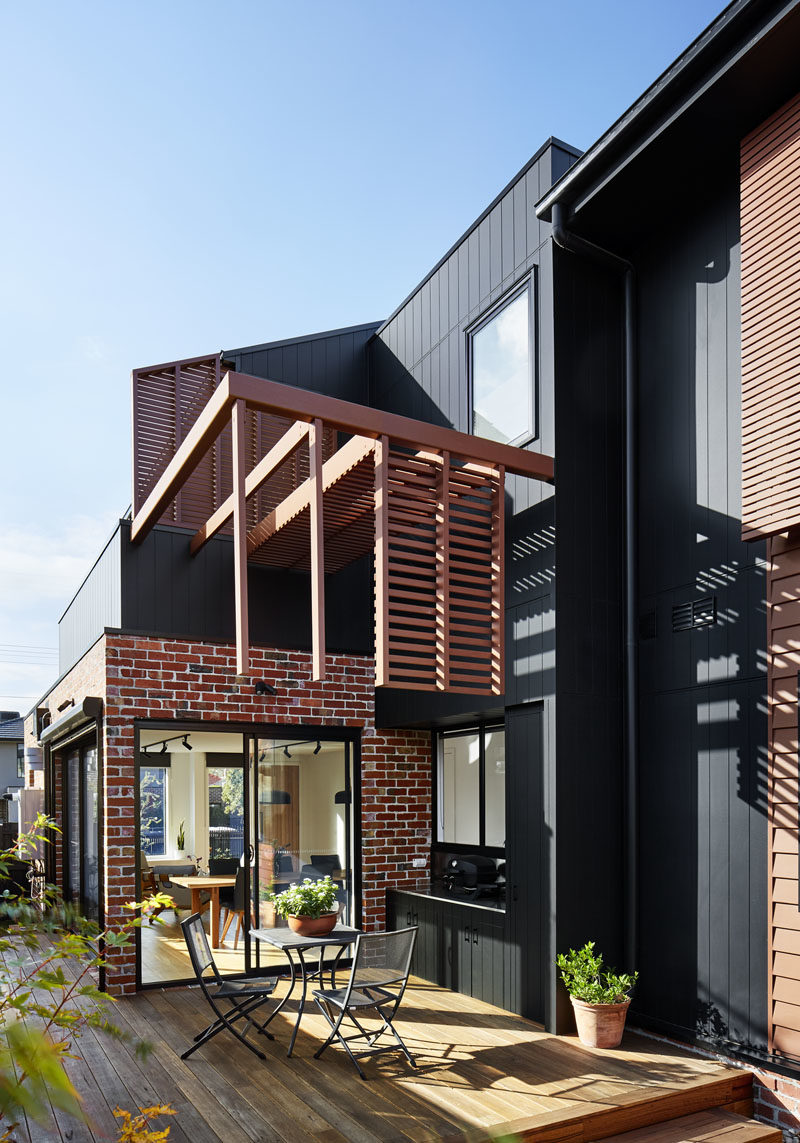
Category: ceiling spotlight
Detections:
[
  {"x1": 159, "y1": 742, "x2": 167, "y2": 754},
  {"x1": 255, "y1": 680, "x2": 276, "y2": 696},
  {"x1": 313, "y1": 741, "x2": 322, "y2": 755},
  {"x1": 182, "y1": 735, "x2": 191, "y2": 750},
  {"x1": 283, "y1": 745, "x2": 291, "y2": 759}
]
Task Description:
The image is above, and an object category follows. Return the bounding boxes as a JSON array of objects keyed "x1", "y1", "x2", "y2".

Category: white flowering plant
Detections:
[{"x1": 269, "y1": 876, "x2": 337, "y2": 919}]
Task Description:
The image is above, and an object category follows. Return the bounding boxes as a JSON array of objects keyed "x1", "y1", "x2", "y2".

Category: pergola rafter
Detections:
[{"x1": 131, "y1": 361, "x2": 554, "y2": 693}]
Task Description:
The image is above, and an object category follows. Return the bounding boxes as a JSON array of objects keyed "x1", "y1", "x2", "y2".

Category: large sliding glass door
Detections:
[
  {"x1": 248, "y1": 736, "x2": 355, "y2": 970},
  {"x1": 137, "y1": 726, "x2": 357, "y2": 987}
]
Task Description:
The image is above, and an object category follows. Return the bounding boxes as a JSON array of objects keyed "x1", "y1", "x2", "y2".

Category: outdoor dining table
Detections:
[
  {"x1": 167, "y1": 874, "x2": 236, "y2": 949},
  {"x1": 251, "y1": 924, "x2": 361, "y2": 1056}
]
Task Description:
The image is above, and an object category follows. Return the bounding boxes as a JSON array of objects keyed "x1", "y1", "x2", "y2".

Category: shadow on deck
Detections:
[{"x1": 17, "y1": 977, "x2": 777, "y2": 1143}]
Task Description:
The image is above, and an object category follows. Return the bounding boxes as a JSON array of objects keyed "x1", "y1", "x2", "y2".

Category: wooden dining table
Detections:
[{"x1": 168, "y1": 875, "x2": 236, "y2": 948}]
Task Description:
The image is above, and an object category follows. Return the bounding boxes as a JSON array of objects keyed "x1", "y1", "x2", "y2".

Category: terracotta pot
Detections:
[
  {"x1": 286, "y1": 911, "x2": 338, "y2": 937},
  {"x1": 570, "y1": 997, "x2": 630, "y2": 1048}
]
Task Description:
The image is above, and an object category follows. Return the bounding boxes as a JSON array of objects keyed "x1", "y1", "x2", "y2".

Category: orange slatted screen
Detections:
[
  {"x1": 132, "y1": 356, "x2": 334, "y2": 531},
  {"x1": 741, "y1": 92, "x2": 800, "y2": 540},
  {"x1": 376, "y1": 447, "x2": 504, "y2": 695}
]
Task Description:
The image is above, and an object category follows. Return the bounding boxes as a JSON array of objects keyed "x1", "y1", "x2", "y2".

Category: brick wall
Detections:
[
  {"x1": 44, "y1": 632, "x2": 430, "y2": 995},
  {"x1": 754, "y1": 1071, "x2": 800, "y2": 1138}
]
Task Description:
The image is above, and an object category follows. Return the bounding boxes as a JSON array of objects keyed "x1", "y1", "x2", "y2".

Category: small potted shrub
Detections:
[
  {"x1": 270, "y1": 876, "x2": 339, "y2": 936},
  {"x1": 556, "y1": 941, "x2": 638, "y2": 1048},
  {"x1": 176, "y1": 820, "x2": 185, "y2": 854}
]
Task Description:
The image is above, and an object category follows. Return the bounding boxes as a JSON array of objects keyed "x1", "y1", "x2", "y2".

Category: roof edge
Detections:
[
  {"x1": 374, "y1": 136, "x2": 582, "y2": 339},
  {"x1": 535, "y1": 0, "x2": 797, "y2": 220}
]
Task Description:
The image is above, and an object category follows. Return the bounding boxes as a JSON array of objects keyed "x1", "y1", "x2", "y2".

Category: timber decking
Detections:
[{"x1": 9, "y1": 975, "x2": 771, "y2": 1143}]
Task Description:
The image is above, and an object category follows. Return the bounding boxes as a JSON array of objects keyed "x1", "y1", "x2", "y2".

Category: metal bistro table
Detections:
[{"x1": 251, "y1": 925, "x2": 360, "y2": 1056}]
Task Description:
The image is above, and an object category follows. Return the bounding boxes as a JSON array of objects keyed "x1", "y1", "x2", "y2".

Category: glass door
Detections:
[
  {"x1": 248, "y1": 736, "x2": 354, "y2": 971},
  {"x1": 64, "y1": 741, "x2": 99, "y2": 921}
]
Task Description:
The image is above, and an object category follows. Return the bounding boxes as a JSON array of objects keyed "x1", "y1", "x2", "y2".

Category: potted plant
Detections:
[
  {"x1": 270, "y1": 875, "x2": 339, "y2": 936},
  {"x1": 556, "y1": 941, "x2": 638, "y2": 1048},
  {"x1": 176, "y1": 820, "x2": 185, "y2": 854}
]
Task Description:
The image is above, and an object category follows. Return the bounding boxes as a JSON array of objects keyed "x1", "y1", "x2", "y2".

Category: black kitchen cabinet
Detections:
[{"x1": 387, "y1": 890, "x2": 506, "y2": 1007}]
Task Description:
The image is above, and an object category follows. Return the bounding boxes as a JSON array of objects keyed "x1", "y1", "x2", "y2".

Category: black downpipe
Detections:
[{"x1": 551, "y1": 203, "x2": 639, "y2": 973}]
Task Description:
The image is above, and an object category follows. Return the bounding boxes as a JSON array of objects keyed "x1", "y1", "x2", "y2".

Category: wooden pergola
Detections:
[{"x1": 131, "y1": 355, "x2": 554, "y2": 696}]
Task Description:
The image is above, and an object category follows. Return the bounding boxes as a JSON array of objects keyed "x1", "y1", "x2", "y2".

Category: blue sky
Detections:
[{"x1": 0, "y1": 0, "x2": 727, "y2": 712}]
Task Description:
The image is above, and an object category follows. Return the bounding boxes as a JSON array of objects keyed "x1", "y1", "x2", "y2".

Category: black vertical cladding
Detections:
[
  {"x1": 634, "y1": 186, "x2": 767, "y2": 1052},
  {"x1": 551, "y1": 247, "x2": 625, "y2": 1032},
  {"x1": 225, "y1": 323, "x2": 379, "y2": 405},
  {"x1": 506, "y1": 704, "x2": 546, "y2": 1022},
  {"x1": 369, "y1": 141, "x2": 579, "y2": 1024}
]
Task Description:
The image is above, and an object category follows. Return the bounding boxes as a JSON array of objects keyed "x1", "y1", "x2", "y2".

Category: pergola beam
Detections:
[
  {"x1": 227, "y1": 370, "x2": 554, "y2": 483},
  {"x1": 231, "y1": 400, "x2": 250, "y2": 676},
  {"x1": 131, "y1": 368, "x2": 554, "y2": 546},
  {"x1": 246, "y1": 434, "x2": 376, "y2": 556},
  {"x1": 309, "y1": 419, "x2": 325, "y2": 681},
  {"x1": 189, "y1": 420, "x2": 310, "y2": 555}
]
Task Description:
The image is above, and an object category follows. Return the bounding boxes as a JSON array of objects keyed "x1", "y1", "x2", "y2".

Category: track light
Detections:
[
  {"x1": 159, "y1": 742, "x2": 167, "y2": 754},
  {"x1": 283, "y1": 745, "x2": 291, "y2": 759},
  {"x1": 182, "y1": 735, "x2": 191, "y2": 750},
  {"x1": 314, "y1": 741, "x2": 321, "y2": 754}
]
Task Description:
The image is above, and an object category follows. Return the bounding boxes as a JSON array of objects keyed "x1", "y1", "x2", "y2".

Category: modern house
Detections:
[{"x1": 24, "y1": 0, "x2": 800, "y2": 1129}]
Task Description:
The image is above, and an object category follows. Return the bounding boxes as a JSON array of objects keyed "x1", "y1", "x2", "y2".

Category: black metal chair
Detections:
[
  {"x1": 312, "y1": 927, "x2": 417, "y2": 1079},
  {"x1": 180, "y1": 912, "x2": 277, "y2": 1061},
  {"x1": 220, "y1": 865, "x2": 256, "y2": 949}
]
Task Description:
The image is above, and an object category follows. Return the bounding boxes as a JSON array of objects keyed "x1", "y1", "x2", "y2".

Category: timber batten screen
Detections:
[
  {"x1": 741, "y1": 92, "x2": 800, "y2": 541},
  {"x1": 130, "y1": 363, "x2": 553, "y2": 695}
]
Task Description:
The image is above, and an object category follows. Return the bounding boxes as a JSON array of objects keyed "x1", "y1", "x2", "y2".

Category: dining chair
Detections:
[
  {"x1": 312, "y1": 927, "x2": 417, "y2": 1079},
  {"x1": 180, "y1": 912, "x2": 276, "y2": 1060}
]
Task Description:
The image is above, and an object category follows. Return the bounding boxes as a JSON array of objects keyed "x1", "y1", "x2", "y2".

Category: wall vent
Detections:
[{"x1": 672, "y1": 596, "x2": 716, "y2": 633}]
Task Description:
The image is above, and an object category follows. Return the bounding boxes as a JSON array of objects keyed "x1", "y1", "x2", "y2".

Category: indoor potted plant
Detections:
[
  {"x1": 556, "y1": 941, "x2": 638, "y2": 1048},
  {"x1": 176, "y1": 820, "x2": 185, "y2": 854},
  {"x1": 269, "y1": 875, "x2": 339, "y2": 936}
]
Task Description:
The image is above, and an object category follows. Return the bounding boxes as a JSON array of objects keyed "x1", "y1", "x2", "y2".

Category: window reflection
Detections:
[{"x1": 471, "y1": 286, "x2": 531, "y2": 444}]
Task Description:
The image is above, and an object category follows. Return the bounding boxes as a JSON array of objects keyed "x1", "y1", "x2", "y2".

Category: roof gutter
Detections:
[{"x1": 551, "y1": 203, "x2": 639, "y2": 976}]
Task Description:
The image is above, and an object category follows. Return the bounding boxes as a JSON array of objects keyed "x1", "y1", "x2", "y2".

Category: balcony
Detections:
[{"x1": 131, "y1": 354, "x2": 554, "y2": 696}]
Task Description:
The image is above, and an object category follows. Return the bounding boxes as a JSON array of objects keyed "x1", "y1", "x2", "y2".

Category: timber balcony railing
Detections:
[{"x1": 131, "y1": 354, "x2": 554, "y2": 696}]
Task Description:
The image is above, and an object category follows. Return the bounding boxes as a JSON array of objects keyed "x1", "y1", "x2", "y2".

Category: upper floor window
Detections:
[
  {"x1": 16, "y1": 744, "x2": 23, "y2": 780},
  {"x1": 470, "y1": 282, "x2": 533, "y2": 445}
]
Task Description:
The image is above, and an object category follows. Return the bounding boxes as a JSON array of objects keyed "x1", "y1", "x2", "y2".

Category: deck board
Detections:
[{"x1": 9, "y1": 974, "x2": 769, "y2": 1142}]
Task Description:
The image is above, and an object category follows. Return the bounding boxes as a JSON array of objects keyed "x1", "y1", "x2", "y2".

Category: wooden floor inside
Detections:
[{"x1": 12, "y1": 971, "x2": 775, "y2": 1143}]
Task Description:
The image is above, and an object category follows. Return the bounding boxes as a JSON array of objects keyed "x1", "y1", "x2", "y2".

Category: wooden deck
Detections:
[{"x1": 11, "y1": 977, "x2": 777, "y2": 1143}]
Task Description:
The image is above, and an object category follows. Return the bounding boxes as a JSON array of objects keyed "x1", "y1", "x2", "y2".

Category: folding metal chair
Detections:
[
  {"x1": 180, "y1": 912, "x2": 277, "y2": 1061},
  {"x1": 312, "y1": 927, "x2": 417, "y2": 1079}
]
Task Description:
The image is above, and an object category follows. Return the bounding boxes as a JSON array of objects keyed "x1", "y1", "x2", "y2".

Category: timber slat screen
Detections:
[
  {"x1": 133, "y1": 354, "x2": 336, "y2": 533},
  {"x1": 742, "y1": 95, "x2": 800, "y2": 1060},
  {"x1": 741, "y1": 92, "x2": 800, "y2": 541},
  {"x1": 131, "y1": 362, "x2": 551, "y2": 695}
]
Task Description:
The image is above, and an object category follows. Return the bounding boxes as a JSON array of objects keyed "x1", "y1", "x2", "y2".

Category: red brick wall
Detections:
[{"x1": 46, "y1": 633, "x2": 431, "y2": 995}]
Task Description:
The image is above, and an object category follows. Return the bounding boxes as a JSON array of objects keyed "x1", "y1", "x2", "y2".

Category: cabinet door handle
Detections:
[
  {"x1": 473, "y1": 927, "x2": 478, "y2": 945},
  {"x1": 447, "y1": 944, "x2": 452, "y2": 965},
  {"x1": 464, "y1": 925, "x2": 470, "y2": 943},
  {"x1": 412, "y1": 912, "x2": 418, "y2": 925},
  {"x1": 406, "y1": 910, "x2": 412, "y2": 925}
]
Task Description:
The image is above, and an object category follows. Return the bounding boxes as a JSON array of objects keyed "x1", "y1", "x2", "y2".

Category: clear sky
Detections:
[{"x1": 0, "y1": 0, "x2": 727, "y2": 714}]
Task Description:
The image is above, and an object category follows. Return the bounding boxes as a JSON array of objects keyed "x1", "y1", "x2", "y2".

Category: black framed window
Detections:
[
  {"x1": 469, "y1": 280, "x2": 534, "y2": 445},
  {"x1": 16, "y1": 744, "x2": 23, "y2": 780},
  {"x1": 436, "y1": 724, "x2": 505, "y2": 849}
]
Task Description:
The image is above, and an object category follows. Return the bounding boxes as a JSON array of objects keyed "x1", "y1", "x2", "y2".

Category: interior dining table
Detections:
[{"x1": 167, "y1": 875, "x2": 236, "y2": 948}]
